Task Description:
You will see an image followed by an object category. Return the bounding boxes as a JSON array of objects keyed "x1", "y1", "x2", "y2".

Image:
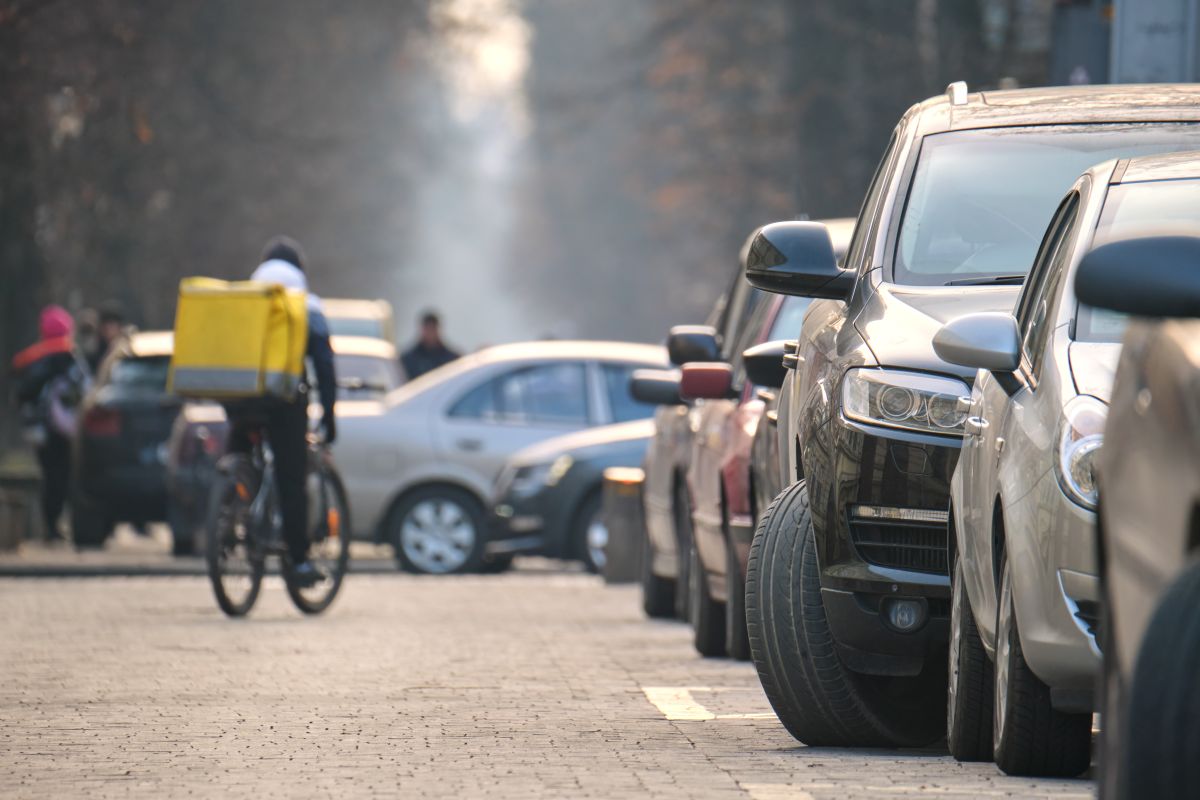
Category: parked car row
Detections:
[{"x1": 632, "y1": 81, "x2": 1200, "y2": 797}]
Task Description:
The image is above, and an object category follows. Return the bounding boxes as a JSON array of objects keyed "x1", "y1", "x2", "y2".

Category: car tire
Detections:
[
  {"x1": 673, "y1": 483, "x2": 693, "y2": 621},
  {"x1": 992, "y1": 553, "x2": 1092, "y2": 777},
  {"x1": 947, "y1": 552, "x2": 994, "y2": 762},
  {"x1": 724, "y1": 529, "x2": 750, "y2": 661},
  {"x1": 389, "y1": 485, "x2": 485, "y2": 575},
  {"x1": 477, "y1": 553, "x2": 515, "y2": 574},
  {"x1": 70, "y1": 496, "x2": 112, "y2": 550},
  {"x1": 641, "y1": 527, "x2": 676, "y2": 619},
  {"x1": 745, "y1": 480, "x2": 946, "y2": 748},
  {"x1": 572, "y1": 492, "x2": 605, "y2": 574},
  {"x1": 688, "y1": 538, "x2": 726, "y2": 657},
  {"x1": 1123, "y1": 560, "x2": 1200, "y2": 799}
]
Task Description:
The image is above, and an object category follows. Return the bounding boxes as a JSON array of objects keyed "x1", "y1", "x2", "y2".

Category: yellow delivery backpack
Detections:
[{"x1": 169, "y1": 278, "x2": 308, "y2": 400}]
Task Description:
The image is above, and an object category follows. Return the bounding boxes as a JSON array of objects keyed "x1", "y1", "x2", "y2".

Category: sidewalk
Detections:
[{"x1": 0, "y1": 524, "x2": 398, "y2": 577}]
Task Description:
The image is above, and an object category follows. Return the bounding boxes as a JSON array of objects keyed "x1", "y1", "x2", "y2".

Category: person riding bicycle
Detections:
[{"x1": 227, "y1": 236, "x2": 337, "y2": 587}]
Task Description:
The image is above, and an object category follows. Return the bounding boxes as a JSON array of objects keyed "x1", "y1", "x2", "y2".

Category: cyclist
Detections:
[{"x1": 227, "y1": 235, "x2": 337, "y2": 587}]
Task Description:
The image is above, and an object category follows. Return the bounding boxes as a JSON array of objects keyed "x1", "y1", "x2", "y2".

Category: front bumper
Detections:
[{"x1": 804, "y1": 415, "x2": 960, "y2": 674}]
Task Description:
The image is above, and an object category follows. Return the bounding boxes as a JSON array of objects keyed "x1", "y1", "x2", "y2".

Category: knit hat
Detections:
[{"x1": 40, "y1": 305, "x2": 74, "y2": 340}]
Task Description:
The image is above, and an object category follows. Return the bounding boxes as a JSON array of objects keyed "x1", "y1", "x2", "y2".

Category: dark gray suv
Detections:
[{"x1": 743, "y1": 82, "x2": 1200, "y2": 749}]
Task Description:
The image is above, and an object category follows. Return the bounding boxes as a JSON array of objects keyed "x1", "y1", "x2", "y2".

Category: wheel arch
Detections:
[{"x1": 378, "y1": 479, "x2": 486, "y2": 541}]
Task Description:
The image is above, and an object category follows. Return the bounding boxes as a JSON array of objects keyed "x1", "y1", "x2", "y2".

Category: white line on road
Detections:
[{"x1": 642, "y1": 686, "x2": 716, "y2": 720}]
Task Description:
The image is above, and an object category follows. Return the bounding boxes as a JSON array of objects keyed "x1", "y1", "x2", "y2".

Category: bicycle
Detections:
[{"x1": 205, "y1": 428, "x2": 350, "y2": 617}]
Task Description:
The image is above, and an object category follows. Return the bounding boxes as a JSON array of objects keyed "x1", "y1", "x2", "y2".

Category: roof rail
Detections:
[{"x1": 945, "y1": 81, "x2": 968, "y2": 106}]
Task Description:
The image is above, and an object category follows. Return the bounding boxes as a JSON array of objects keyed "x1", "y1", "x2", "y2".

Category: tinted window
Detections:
[
  {"x1": 449, "y1": 362, "x2": 589, "y2": 425},
  {"x1": 109, "y1": 356, "x2": 170, "y2": 392},
  {"x1": 602, "y1": 364, "x2": 657, "y2": 423},
  {"x1": 895, "y1": 124, "x2": 1200, "y2": 285},
  {"x1": 1018, "y1": 193, "x2": 1079, "y2": 377},
  {"x1": 844, "y1": 129, "x2": 899, "y2": 271}
]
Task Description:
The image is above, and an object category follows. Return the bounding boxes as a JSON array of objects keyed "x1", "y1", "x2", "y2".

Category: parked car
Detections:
[
  {"x1": 1071, "y1": 160, "x2": 1200, "y2": 800},
  {"x1": 165, "y1": 335, "x2": 404, "y2": 554},
  {"x1": 333, "y1": 341, "x2": 666, "y2": 575},
  {"x1": 679, "y1": 220, "x2": 853, "y2": 659},
  {"x1": 322, "y1": 298, "x2": 396, "y2": 343},
  {"x1": 490, "y1": 418, "x2": 654, "y2": 572},
  {"x1": 743, "y1": 82, "x2": 1200, "y2": 750},
  {"x1": 930, "y1": 154, "x2": 1184, "y2": 777},
  {"x1": 638, "y1": 277, "x2": 765, "y2": 620},
  {"x1": 72, "y1": 331, "x2": 179, "y2": 549}
]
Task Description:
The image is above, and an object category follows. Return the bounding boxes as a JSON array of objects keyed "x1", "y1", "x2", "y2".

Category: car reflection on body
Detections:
[{"x1": 490, "y1": 419, "x2": 654, "y2": 573}]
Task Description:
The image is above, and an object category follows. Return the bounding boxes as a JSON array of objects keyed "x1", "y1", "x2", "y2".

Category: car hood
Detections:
[
  {"x1": 510, "y1": 419, "x2": 655, "y2": 467},
  {"x1": 855, "y1": 282, "x2": 1022, "y2": 378},
  {"x1": 1068, "y1": 342, "x2": 1121, "y2": 404}
]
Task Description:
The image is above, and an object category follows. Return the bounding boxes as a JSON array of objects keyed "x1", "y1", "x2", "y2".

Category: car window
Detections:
[
  {"x1": 326, "y1": 317, "x2": 385, "y2": 339},
  {"x1": 768, "y1": 296, "x2": 812, "y2": 341},
  {"x1": 335, "y1": 354, "x2": 403, "y2": 398},
  {"x1": 894, "y1": 124, "x2": 1200, "y2": 285},
  {"x1": 109, "y1": 355, "x2": 170, "y2": 392},
  {"x1": 601, "y1": 363, "x2": 657, "y2": 423},
  {"x1": 844, "y1": 129, "x2": 899, "y2": 272},
  {"x1": 720, "y1": 283, "x2": 764, "y2": 362},
  {"x1": 1017, "y1": 193, "x2": 1079, "y2": 378},
  {"x1": 449, "y1": 362, "x2": 589, "y2": 425}
]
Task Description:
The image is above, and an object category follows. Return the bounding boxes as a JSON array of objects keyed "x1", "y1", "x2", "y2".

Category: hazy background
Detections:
[{"x1": 0, "y1": 0, "x2": 1062, "y2": 438}]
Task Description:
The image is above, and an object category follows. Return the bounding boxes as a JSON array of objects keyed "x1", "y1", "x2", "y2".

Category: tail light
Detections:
[{"x1": 83, "y1": 407, "x2": 121, "y2": 437}]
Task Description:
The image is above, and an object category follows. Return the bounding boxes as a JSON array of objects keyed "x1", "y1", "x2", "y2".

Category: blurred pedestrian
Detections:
[
  {"x1": 401, "y1": 310, "x2": 460, "y2": 379},
  {"x1": 92, "y1": 305, "x2": 125, "y2": 372},
  {"x1": 12, "y1": 306, "x2": 90, "y2": 541}
]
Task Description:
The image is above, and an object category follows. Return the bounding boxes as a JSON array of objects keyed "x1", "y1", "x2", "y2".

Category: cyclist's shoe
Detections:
[{"x1": 290, "y1": 560, "x2": 327, "y2": 588}]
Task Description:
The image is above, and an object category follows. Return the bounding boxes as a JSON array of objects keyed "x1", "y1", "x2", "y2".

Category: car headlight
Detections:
[
  {"x1": 509, "y1": 455, "x2": 574, "y2": 498},
  {"x1": 1056, "y1": 395, "x2": 1106, "y2": 510},
  {"x1": 842, "y1": 368, "x2": 970, "y2": 435}
]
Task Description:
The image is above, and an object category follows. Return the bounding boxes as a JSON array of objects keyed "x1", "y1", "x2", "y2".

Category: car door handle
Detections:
[
  {"x1": 782, "y1": 353, "x2": 802, "y2": 370},
  {"x1": 455, "y1": 438, "x2": 483, "y2": 452}
]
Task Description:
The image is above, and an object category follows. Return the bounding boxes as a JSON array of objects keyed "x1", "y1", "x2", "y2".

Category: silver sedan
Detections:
[{"x1": 333, "y1": 340, "x2": 667, "y2": 574}]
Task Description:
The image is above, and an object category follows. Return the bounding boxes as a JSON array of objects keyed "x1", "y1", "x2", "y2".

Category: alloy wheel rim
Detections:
[{"x1": 401, "y1": 498, "x2": 475, "y2": 574}]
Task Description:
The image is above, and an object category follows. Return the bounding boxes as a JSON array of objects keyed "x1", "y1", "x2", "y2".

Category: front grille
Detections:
[{"x1": 848, "y1": 517, "x2": 949, "y2": 576}]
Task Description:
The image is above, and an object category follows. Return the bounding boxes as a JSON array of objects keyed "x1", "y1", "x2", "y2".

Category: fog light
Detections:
[{"x1": 882, "y1": 597, "x2": 927, "y2": 633}]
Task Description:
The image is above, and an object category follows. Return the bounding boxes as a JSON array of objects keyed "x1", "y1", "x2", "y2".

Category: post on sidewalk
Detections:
[{"x1": 601, "y1": 466, "x2": 645, "y2": 584}]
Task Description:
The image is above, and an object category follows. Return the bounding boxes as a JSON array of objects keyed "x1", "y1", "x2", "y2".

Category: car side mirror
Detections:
[
  {"x1": 742, "y1": 221, "x2": 855, "y2": 300},
  {"x1": 667, "y1": 325, "x2": 720, "y2": 366},
  {"x1": 629, "y1": 368, "x2": 684, "y2": 406},
  {"x1": 679, "y1": 363, "x2": 735, "y2": 401},
  {"x1": 742, "y1": 340, "x2": 790, "y2": 389},
  {"x1": 1074, "y1": 233, "x2": 1200, "y2": 318},
  {"x1": 932, "y1": 312, "x2": 1021, "y2": 372}
]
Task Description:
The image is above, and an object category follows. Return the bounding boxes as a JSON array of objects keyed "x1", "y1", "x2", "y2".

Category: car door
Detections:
[
  {"x1": 965, "y1": 190, "x2": 1082, "y2": 644},
  {"x1": 438, "y1": 360, "x2": 592, "y2": 484}
]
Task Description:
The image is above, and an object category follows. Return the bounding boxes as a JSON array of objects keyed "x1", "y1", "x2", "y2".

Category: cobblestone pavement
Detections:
[{"x1": 0, "y1": 570, "x2": 1095, "y2": 799}]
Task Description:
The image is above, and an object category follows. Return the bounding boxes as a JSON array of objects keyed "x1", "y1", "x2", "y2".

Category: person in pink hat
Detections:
[{"x1": 13, "y1": 306, "x2": 90, "y2": 541}]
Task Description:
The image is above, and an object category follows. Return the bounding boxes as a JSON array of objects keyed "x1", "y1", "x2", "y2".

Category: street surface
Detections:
[{"x1": 1, "y1": 566, "x2": 1095, "y2": 799}]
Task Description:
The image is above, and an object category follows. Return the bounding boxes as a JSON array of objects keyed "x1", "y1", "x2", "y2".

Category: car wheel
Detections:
[
  {"x1": 390, "y1": 486, "x2": 485, "y2": 575},
  {"x1": 641, "y1": 526, "x2": 675, "y2": 619},
  {"x1": 947, "y1": 551, "x2": 994, "y2": 762},
  {"x1": 745, "y1": 480, "x2": 945, "y2": 747},
  {"x1": 992, "y1": 553, "x2": 1092, "y2": 777},
  {"x1": 724, "y1": 528, "x2": 750, "y2": 661},
  {"x1": 673, "y1": 483, "x2": 693, "y2": 620},
  {"x1": 572, "y1": 492, "x2": 606, "y2": 574},
  {"x1": 70, "y1": 495, "x2": 113, "y2": 550},
  {"x1": 1123, "y1": 560, "x2": 1200, "y2": 799},
  {"x1": 688, "y1": 538, "x2": 726, "y2": 657}
]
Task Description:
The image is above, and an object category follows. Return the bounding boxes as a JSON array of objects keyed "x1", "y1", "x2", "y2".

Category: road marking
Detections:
[
  {"x1": 742, "y1": 784, "x2": 816, "y2": 800},
  {"x1": 641, "y1": 686, "x2": 716, "y2": 720},
  {"x1": 641, "y1": 686, "x2": 777, "y2": 721}
]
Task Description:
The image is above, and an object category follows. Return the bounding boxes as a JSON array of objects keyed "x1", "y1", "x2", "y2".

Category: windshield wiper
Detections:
[{"x1": 944, "y1": 274, "x2": 1027, "y2": 286}]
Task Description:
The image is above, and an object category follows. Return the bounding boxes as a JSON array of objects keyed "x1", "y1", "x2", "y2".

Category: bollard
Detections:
[{"x1": 601, "y1": 467, "x2": 645, "y2": 584}]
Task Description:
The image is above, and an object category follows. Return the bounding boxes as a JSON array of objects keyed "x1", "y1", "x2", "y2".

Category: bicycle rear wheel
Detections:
[
  {"x1": 206, "y1": 455, "x2": 265, "y2": 617},
  {"x1": 285, "y1": 464, "x2": 351, "y2": 615}
]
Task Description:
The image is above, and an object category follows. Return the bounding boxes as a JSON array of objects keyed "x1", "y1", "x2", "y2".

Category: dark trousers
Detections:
[
  {"x1": 36, "y1": 433, "x2": 71, "y2": 538},
  {"x1": 228, "y1": 399, "x2": 310, "y2": 563}
]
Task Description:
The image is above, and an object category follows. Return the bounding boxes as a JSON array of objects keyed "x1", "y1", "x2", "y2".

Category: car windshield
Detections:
[
  {"x1": 335, "y1": 354, "x2": 403, "y2": 397},
  {"x1": 110, "y1": 355, "x2": 170, "y2": 392},
  {"x1": 895, "y1": 124, "x2": 1200, "y2": 286},
  {"x1": 1075, "y1": 176, "x2": 1200, "y2": 343},
  {"x1": 327, "y1": 317, "x2": 385, "y2": 339}
]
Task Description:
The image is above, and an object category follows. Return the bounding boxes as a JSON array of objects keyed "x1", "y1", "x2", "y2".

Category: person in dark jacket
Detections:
[
  {"x1": 13, "y1": 306, "x2": 89, "y2": 541},
  {"x1": 401, "y1": 310, "x2": 460, "y2": 379},
  {"x1": 227, "y1": 236, "x2": 337, "y2": 586}
]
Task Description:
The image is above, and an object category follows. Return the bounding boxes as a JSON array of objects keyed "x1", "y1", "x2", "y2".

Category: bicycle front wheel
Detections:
[
  {"x1": 206, "y1": 455, "x2": 265, "y2": 617},
  {"x1": 285, "y1": 464, "x2": 351, "y2": 615}
]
